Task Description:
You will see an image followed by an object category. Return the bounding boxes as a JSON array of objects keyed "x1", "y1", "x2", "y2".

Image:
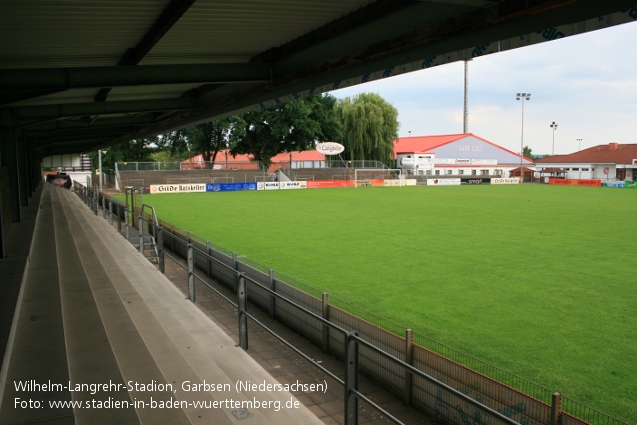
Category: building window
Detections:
[
  {"x1": 483, "y1": 170, "x2": 489, "y2": 176},
  {"x1": 459, "y1": 170, "x2": 464, "y2": 175},
  {"x1": 572, "y1": 167, "x2": 579, "y2": 171},
  {"x1": 435, "y1": 170, "x2": 440, "y2": 175},
  {"x1": 563, "y1": 168, "x2": 570, "y2": 171},
  {"x1": 582, "y1": 168, "x2": 589, "y2": 171},
  {"x1": 446, "y1": 170, "x2": 453, "y2": 175},
  {"x1": 494, "y1": 169, "x2": 503, "y2": 176},
  {"x1": 471, "y1": 170, "x2": 477, "y2": 175}
]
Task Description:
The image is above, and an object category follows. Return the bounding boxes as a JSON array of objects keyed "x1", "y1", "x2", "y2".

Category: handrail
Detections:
[
  {"x1": 118, "y1": 212, "x2": 534, "y2": 425},
  {"x1": 73, "y1": 182, "x2": 631, "y2": 425}
]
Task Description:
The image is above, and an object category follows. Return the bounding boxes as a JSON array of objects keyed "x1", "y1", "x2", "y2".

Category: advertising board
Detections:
[
  {"x1": 279, "y1": 181, "x2": 308, "y2": 190},
  {"x1": 149, "y1": 184, "x2": 206, "y2": 194},
  {"x1": 307, "y1": 180, "x2": 354, "y2": 188},
  {"x1": 461, "y1": 178, "x2": 490, "y2": 185},
  {"x1": 491, "y1": 178, "x2": 518, "y2": 184},
  {"x1": 549, "y1": 178, "x2": 601, "y2": 187},
  {"x1": 316, "y1": 142, "x2": 345, "y2": 155},
  {"x1": 206, "y1": 182, "x2": 258, "y2": 192},
  {"x1": 264, "y1": 182, "x2": 280, "y2": 190},
  {"x1": 426, "y1": 178, "x2": 461, "y2": 186}
]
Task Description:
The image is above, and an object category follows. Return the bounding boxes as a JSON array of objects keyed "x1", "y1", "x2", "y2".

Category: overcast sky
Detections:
[{"x1": 329, "y1": 20, "x2": 637, "y2": 157}]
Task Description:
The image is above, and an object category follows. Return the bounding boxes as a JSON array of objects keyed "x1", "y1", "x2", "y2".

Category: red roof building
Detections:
[
  {"x1": 394, "y1": 133, "x2": 533, "y2": 179},
  {"x1": 535, "y1": 143, "x2": 637, "y2": 181},
  {"x1": 181, "y1": 149, "x2": 325, "y2": 172}
]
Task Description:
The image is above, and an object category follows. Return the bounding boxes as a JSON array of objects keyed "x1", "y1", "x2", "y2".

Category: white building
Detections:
[
  {"x1": 41, "y1": 153, "x2": 92, "y2": 186},
  {"x1": 394, "y1": 133, "x2": 533, "y2": 178},
  {"x1": 535, "y1": 143, "x2": 637, "y2": 182}
]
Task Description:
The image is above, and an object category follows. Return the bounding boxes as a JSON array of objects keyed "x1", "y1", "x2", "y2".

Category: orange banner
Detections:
[
  {"x1": 549, "y1": 178, "x2": 601, "y2": 187},
  {"x1": 306, "y1": 180, "x2": 354, "y2": 188}
]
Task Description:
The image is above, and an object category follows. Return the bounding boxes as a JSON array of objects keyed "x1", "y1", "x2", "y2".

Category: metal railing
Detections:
[
  {"x1": 116, "y1": 160, "x2": 262, "y2": 172},
  {"x1": 278, "y1": 160, "x2": 391, "y2": 170},
  {"x1": 146, "y1": 226, "x2": 521, "y2": 425},
  {"x1": 72, "y1": 183, "x2": 632, "y2": 425}
]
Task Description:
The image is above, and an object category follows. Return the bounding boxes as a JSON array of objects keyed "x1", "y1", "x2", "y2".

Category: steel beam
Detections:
[
  {"x1": 15, "y1": 98, "x2": 196, "y2": 123},
  {"x1": 0, "y1": 63, "x2": 271, "y2": 92}
]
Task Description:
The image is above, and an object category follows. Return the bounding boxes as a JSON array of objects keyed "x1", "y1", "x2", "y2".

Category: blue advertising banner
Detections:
[{"x1": 206, "y1": 182, "x2": 258, "y2": 192}]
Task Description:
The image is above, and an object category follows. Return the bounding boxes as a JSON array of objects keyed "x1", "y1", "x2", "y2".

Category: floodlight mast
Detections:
[
  {"x1": 516, "y1": 93, "x2": 531, "y2": 183},
  {"x1": 550, "y1": 121, "x2": 558, "y2": 155}
]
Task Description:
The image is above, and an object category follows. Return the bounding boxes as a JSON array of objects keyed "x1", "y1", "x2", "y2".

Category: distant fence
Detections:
[
  {"x1": 75, "y1": 183, "x2": 631, "y2": 425},
  {"x1": 116, "y1": 161, "x2": 262, "y2": 172},
  {"x1": 278, "y1": 160, "x2": 391, "y2": 170}
]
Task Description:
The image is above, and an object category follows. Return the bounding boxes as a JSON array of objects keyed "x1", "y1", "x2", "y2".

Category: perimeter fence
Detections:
[{"x1": 74, "y1": 182, "x2": 630, "y2": 425}]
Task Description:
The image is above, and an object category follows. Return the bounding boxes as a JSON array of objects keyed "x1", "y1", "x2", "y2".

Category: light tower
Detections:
[
  {"x1": 516, "y1": 93, "x2": 531, "y2": 183},
  {"x1": 550, "y1": 121, "x2": 558, "y2": 155}
]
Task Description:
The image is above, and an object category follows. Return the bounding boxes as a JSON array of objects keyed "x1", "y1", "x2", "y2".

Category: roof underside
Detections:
[{"x1": 2, "y1": 0, "x2": 637, "y2": 157}]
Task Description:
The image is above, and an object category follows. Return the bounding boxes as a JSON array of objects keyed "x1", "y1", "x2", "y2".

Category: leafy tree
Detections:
[
  {"x1": 89, "y1": 137, "x2": 157, "y2": 173},
  {"x1": 523, "y1": 145, "x2": 535, "y2": 160},
  {"x1": 229, "y1": 95, "x2": 341, "y2": 167},
  {"x1": 335, "y1": 93, "x2": 399, "y2": 164},
  {"x1": 162, "y1": 119, "x2": 235, "y2": 168}
]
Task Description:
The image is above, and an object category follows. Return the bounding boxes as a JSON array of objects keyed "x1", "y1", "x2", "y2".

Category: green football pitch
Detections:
[{"x1": 140, "y1": 185, "x2": 636, "y2": 421}]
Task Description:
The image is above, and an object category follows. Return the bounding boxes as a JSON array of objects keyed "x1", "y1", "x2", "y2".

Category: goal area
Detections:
[{"x1": 353, "y1": 169, "x2": 403, "y2": 187}]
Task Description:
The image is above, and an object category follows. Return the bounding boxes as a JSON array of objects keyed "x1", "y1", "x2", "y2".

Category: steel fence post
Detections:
[
  {"x1": 206, "y1": 240, "x2": 212, "y2": 277},
  {"x1": 109, "y1": 200, "x2": 114, "y2": 226},
  {"x1": 238, "y1": 272, "x2": 248, "y2": 350},
  {"x1": 269, "y1": 269, "x2": 276, "y2": 319},
  {"x1": 102, "y1": 195, "x2": 106, "y2": 219},
  {"x1": 322, "y1": 292, "x2": 330, "y2": 353},
  {"x1": 404, "y1": 329, "x2": 413, "y2": 406},
  {"x1": 233, "y1": 252, "x2": 239, "y2": 294},
  {"x1": 124, "y1": 208, "x2": 129, "y2": 241},
  {"x1": 138, "y1": 216, "x2": 144, "y2": 255},
  {"x1": 551, "y1": 392, "x2": 562, "y2": 425},
  {"x1": 344, "y1": 331, "x2": 358, "y2": 425},
  {"x1": 188, "y1": 244, "x2": 195, "y2": 302},
  {"x1": 157, "y1": 226, "x2": 164, "y2": 274}
]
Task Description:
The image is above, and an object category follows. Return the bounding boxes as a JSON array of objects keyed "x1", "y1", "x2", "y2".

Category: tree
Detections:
[
  {"x1": 335, "y1": 93, "x2": 399, "y2": 164},
  {"x1": 229, "y1": 95, "x2": 341, "y2": 167},
  {"x1": 88, "y1": 137, "x2": 158, "y2": 173},
  {"x1": 523, "y1": 145, "x2": 535, "y2": 160},
  {"x1": 160, "y1": 118, "x2": 235, "y2": 166},
  {"x1": 164, "y1": 119, "x2": 235, "y2": 168}
]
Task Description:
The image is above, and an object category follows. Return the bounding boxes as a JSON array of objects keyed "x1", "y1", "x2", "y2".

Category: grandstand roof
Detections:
[{"x1": 535, "y1": 143, "x2": 637, "y2": 164}]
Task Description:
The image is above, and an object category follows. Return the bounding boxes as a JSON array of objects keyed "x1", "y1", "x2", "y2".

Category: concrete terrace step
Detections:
[
  {"x1": 51, "y1": 188, "x2": 189, "y2": 425},
  {"x1": 50, "y1": 188, "x2": 149, "y2": 425},
  {"x1": 0, "y1": 187, "x2": 74, "y2": 425},
  {"x1": 54, "y1": 187, "x2": 324, "y2": 425}
]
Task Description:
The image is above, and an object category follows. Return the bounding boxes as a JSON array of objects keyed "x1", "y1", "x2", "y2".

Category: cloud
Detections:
[{"x1": 329, "y1": 20, "x2": 637, "y2": 155}]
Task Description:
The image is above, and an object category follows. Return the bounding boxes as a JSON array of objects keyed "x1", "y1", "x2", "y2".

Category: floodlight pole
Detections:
[
  {"x1": 516, "y1": 93, "x2": 531, "y2": 184},
  {"x1": 550, "y1": 121, "x2": 558, "y2": 155},
  {"x1": 576, "y1": 138, "x2": 583, "y2": 151},
  {"x1": 463, "y1": 59, "x2": 471, "y2": 134}
]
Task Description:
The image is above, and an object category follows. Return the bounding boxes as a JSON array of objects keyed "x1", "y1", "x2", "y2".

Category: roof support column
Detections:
[
  {"x1": 25, "y1": 141, "x2": 38, "y2": 195},
  {"x1": 16, "y1": 136, "x2": 29, "y2": 208},
  {"x1": 0, "y1": 108, "x2": 22, "y2": 224}
]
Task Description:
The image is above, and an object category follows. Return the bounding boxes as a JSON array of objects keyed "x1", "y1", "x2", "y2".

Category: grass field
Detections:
[{"x1": 141, "y1": 185, "x2": 636, "y2": 422}]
